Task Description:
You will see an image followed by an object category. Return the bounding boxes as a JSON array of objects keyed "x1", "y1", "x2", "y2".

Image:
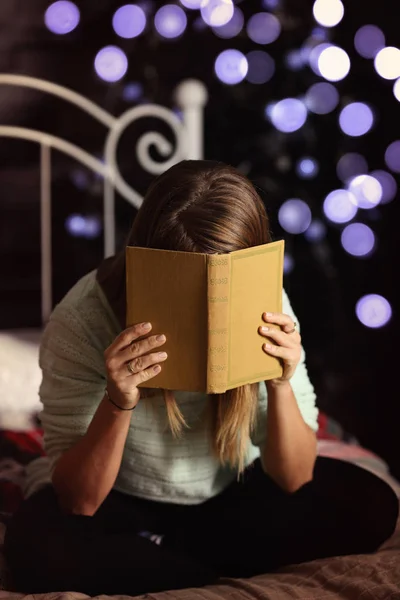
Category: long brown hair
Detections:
[{"x1": 128, "y1": 160, "x2": 272, "y2": 472}]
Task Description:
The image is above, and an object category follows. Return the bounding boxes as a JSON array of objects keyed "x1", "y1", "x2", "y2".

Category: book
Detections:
[{"x1": 126, "y1": 239, "x2": 284, "y2": 393}]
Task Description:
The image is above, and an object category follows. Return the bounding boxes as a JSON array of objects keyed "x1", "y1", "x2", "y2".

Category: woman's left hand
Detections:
[{"x1": 258, "y1": 312, "x2": 301, "y2": 383}]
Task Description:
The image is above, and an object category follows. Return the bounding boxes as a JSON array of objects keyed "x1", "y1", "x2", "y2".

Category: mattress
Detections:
[{"x1": 0, "y1": 428, "x2": 399, "y2": 600}]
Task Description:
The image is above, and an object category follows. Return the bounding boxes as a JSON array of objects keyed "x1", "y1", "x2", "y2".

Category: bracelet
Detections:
[{"x1": 105, "y1": 389, "x2": 136, "y2": 411}]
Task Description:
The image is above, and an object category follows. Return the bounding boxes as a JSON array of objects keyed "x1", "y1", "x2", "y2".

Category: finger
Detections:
[
  {"x1": 262, "y1": 342, "x2": 298, "y2": 362},
  {"x1": 120, "y1": 334, "x2": 166, "y2": 363},
  {"x1": 263, "y1": 312, "x2": 296, "y2": 333},
  {"x1": 107, "y1": 322, "x2": 152, "y2": 355},
  {"x1": 125, "y1": 351, "x2": 168, "y2": 377},
  {"x1": 131, "y1": 363, "x2": 163, "y2": 387},
  {"x1": 259, "y1": 326, "x2": 299, "y2": 347}
]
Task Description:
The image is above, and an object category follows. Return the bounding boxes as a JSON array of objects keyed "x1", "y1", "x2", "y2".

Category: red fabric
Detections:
[{"x1": 317, "y1": 413, "x2": 341, "y2": 440}]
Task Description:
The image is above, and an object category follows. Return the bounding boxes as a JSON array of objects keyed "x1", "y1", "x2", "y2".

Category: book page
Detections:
[
  {"x1": 227, "y1": 240, "x2": 284, "y2": 388},
  {"x1": 126, "y1": 247, "x2": 208, "y2": 392}
]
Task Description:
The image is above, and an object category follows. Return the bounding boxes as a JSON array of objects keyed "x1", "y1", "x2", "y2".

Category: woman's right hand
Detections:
[{"x1": 104, "y1": 322, "x2": 167, "y2": 409}]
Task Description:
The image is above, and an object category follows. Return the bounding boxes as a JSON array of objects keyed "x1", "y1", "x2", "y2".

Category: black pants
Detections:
[{"x1": 4, "y1": 457, "x2": 399, "y2": 596}]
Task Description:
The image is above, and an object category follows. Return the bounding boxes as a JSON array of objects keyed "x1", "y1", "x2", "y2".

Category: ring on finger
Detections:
[
  {"x1": 287, "y1": 322, "x2": 297, "y2": 335},
  {"x1": 127, "y1": 360, "x2": 135, "y2": 374}
]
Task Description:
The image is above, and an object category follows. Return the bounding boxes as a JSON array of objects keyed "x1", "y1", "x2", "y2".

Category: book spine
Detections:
[{"x1": 206, "y1": 255, "x2": 231, "y2": 394}]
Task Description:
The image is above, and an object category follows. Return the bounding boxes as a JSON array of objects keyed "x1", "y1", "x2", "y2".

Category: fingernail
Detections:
[
  {"x1": 154, "y1": 365, "x2": 161, "y2": 373},
  {"x1": 158, "y1": 352, "x2": 168, "y2": 359},
  {"x1": 264, "y1": 344, "x2": 272, "y2": 350},
  {"x1": 261, "y1": 326, "x2": 269, "y2": 332},
  {"x1": 156, "y1": 334, "x2": 166, "y2": 343},
  {"x1": 142, "y1": 322, "x2": 151, "y2": 330},
  {"x1": 266, "y1": 312, "x2": 272, "y2": 317}
]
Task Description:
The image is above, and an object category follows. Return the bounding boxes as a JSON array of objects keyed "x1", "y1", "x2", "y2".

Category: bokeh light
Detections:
[
  {"x1": 337, "y1": 153, "x2": 368, "y2": 183},
  {"x1": 155, "y1": 4, "x2": 187, "y2": 38},
  {"x1": 354, "y1": 25, "x2": 385, "y2": 59},
  {"x1": 285, "y1": 50, "x2": 306, "y2": 71},
  {"x1": 384, "y1": 141, "x2": 400, "y2": 173},
  {"x1": 356, "y1": 294, "x2": 392, "y2": 328},
  {"x1": 70, "y1": 169, "x2": 89, "y2": 190},
  {"x1": 278, "y1": 199, "x2": 312, "y2": 234},
  {"x1": 112, "y1": 5, "x2": 146, "y2": 39},
  {"x1": 339, "y1": 102, "x2": 374, "y2": 137},
  {"x1": 201, "y1": 0, "x2": 234, "y2": 28},
  {"x1": 305, "y1": 219, "x2": 327, "y2": 242},
  {"x1": 283, "y1": 253, "x2": 295, "y2": 274},
  {"x1": 215, "y1": 49, "x2": 248, "y2": 85},
  {"x1": 212, "y1": 7, "x2": 243, "y2": 38},
  {"x1": 94, "y1": 46, "x2": 128, "y2": 82},
  {"x1": 269, "y1": 98, "x2": 307, "y2": 133},
  {"x1": 318, "y1": 45, "x2": 351, "y2": 81},
  {"x1": 122, "y1": 82, "x2": 144, "y2": 102},
  {"x1": 370, "y1": 170, "x2": 398, "y2": 204},
  {"x1": 311, "y1": 26, "x2": 330, "y2": 41},
  {"x1": 308, "y1": 42, "x2": 331, "y2": 74},
  {"x1": 246, "y1": 51, "x2": 275, "y2": 84},
  {"x1": 347, "y1": 175, "x2": 382, "y2": 209},
  {"x1": 179, "y1": 0, "x2": 202, "y2": 8},
  {"x1": 374, "y1": 46, "x2": 400, "y2": 80},
  {"x1": 323, "y1": 189, "x2": 358, "y2": 223},
  {"x1": 296, "y1": 157, "x2": 319, "y2": 179},
  {"x1": 312, "y1": 0, "x2": 344, "y2": 28},
  {"x1": 394, "y1": 78, "x2": 400, "y2": 101},
  {"x1": 305, "y1": 82, "x2": 339, "y2": 114},
  {"x1": 65, "y1": 214, "x2": 102, "y2": 239},
  {"x1": 341, "y1": 223, "x2": 375, "y2": 257},
  {"x1": 44, "y1": 1, "x2": 80, "y2": 35},
  {"x1": 247, "y1": 12, "x2": 281, "y2": 45},
  {"x1": 262, "y1": 0, "x2": 281, "y2": 8}
]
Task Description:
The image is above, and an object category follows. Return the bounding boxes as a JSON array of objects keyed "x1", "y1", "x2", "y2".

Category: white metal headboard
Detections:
[{"x1": 0, "y1": 74, "x2": 208, "y2": 324}]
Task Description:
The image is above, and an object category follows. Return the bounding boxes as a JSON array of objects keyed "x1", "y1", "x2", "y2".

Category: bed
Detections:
[
  {"x1": 1, "y1": 76, "x2": 400, "y2": 598},
  {"x1": 0, "y1": 328, "x2": 399, "y2": 600},
  {"x1": 0, "y1": 422, "x2": 399, "y2": 600}
]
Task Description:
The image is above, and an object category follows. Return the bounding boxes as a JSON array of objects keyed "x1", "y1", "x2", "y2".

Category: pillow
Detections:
[{"x1": 0, "y1": 329, "x2": 43, "y2": 430}]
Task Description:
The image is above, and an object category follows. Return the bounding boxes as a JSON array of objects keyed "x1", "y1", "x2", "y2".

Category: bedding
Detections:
[
  {"x1": 0, "y1": 427, "x2": 399, "y2": 600},
  {"x1": 1, "y1": 329, "x2": 399, "y2": 599}
]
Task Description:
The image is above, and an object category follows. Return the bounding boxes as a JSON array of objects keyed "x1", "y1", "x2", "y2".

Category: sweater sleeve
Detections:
[
  {"x1": 251, "y1": 288, "x2": 319, "y2": 448},
  {"x1": 38, "y1": 305, "x2": 107, "y2": 474}
]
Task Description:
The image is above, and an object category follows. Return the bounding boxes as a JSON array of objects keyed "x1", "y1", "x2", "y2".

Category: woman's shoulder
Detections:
[
  {"x1": 55, "y1": 269, "x2": 100, "y2": 310},
  {"x1": 41, "y1": 270, "x2": 120, "y2": 360},
  {"x1": 52, "y1": 270, "x2": 116, "y2": 323}
]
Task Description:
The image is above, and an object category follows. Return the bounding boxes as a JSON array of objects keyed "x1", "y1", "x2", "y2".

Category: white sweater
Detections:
[{"x1": 25, "y1": 270, "x2": 319, "y2": 504}]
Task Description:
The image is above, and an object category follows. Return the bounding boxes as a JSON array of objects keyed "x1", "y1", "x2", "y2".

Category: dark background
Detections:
[{"x1": 0, "y1": 0, "x2": 399, "y2": 476}]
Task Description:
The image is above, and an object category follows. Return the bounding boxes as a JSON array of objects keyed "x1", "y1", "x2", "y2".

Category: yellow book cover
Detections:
[{"x1": 126, "y1": 239, "x2": 284, "y2": 393}]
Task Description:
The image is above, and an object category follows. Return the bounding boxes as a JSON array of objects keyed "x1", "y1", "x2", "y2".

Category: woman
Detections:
[{"x1": 5, "y1": 160, "x2": 398, "y2": 596}]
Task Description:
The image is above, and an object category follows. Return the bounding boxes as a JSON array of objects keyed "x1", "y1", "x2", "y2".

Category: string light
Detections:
[
  {"x1": 269, "y1": 98, "x2": 308, "y2": 133},
  {"x1": 341, "y1": 223, "x2": 375, "y2": 257},
  {"x1": 94, "y1": 46, "x2": 128, "y2": 82},
  {"x1": 215, "y1": 49, "x2": 248, "y2": 84},
  {"x1": 44, "y1": 1, "x2": 80, "y2": 34},
  {"x1": 212, "y1": 7, "x2": 243, "y2": 39},
  {"x1": 370, "y1": 170, "x2": 398, "y2": 204},
  {"x1": 154, "y1": 5, "x2": 187, "y2": 39},
  {"x1": 305, "y1": 82, "x2": 339, "y2": 114},
  {"x1": 384, "y1": 141, "x2": 400, "y2": 172},
  {"x1": 354, "y1": 25, "x2": 385, "y2": 59},
  {"x1": 374, "y1": 46, "x2": 400, "y2": 80},
  {"x1": 112, "y1": 5, "x2": 146, "y2": 39},
  {"x1": 278, "y1": 199, "x2": 312, "y2": 234},
  {"x1": 339, "y1": 102, "x2": 374, "y2": 137},
  {"x1": 247, "y1": 12, "x2": 281, "y2": 45},
  {"x1": 246, "y1": 51, "x2": 275, "y2": 84},
  {"x1": 312, "y1": 0, "x2": 344, "y2": 28},
  {"x1": 201, "y1": 0, "x2": 234, "y2": 28},
  {"x1": 323, "y1": 190, "x2": 358, "y2": 223},
  {"x1": 356, "y1": 294, "x2": 392, "y2": 328}
]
